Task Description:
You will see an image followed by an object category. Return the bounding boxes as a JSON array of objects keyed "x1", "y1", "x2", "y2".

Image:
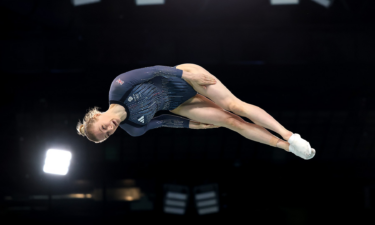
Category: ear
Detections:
[{"x1": 93, "y1": 113, "x2": 101, "y2": 118}]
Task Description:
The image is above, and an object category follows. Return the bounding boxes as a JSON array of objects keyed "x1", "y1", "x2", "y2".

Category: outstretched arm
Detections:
[
  {"x1": 124, "y1": 114, "x2": 189, "y2": 137},
  {"x1": 124, "y1": 114, "x2": 219, "y2": 137},
  {"x1": 151, "y1": 114, "x2": 220, "y2": 129}
]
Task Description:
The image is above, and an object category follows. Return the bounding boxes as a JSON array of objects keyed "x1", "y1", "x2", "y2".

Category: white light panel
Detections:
[
  {"x1": 164, "y1": 206, "x2": 184, "y2": 215},
  {"x1": 136, "y1": 0, "x2": 165, "y2": 6},
  {"x1": 311, "y1": 0, "x2": 334, "y2": 8},
  {"x1": 271, "y1": 0, "x2": 299, "y2": 5},
  {"x1": 43, "y1": 149, "x2": 72, "y2": 175},
  {"x1": 72, "y1": 0, "x2": 101, "y2": 7},
  {"x1": 166, "y1": 192, "x2": 187, "y2": 200},
  {"x1": 196, "y1": 199, "x2": 217, "y2": 207},
  {"x1": 198, "y1": 206, "x2": 219, "y2": 215},
  {"x1": 195, "y1": 191, "x2": 215, "y2": 200}
]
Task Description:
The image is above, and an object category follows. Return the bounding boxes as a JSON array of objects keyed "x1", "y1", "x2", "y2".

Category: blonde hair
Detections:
[{"x1": 76, "y1": 106, "x2": 107, "y2": 143}]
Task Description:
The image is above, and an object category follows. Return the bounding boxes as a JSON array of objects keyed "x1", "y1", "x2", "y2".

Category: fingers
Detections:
[
  {"x1": 197, "y1": 74, "x2": 216, "y2": 86},
  {"x1": 203, "y1": 74, "x2": 216, "y2": 83}
]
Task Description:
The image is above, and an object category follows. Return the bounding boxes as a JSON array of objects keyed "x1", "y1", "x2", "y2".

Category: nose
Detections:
[{"x1": 109, "y1": 121, "x2": 116, "y2": 130}]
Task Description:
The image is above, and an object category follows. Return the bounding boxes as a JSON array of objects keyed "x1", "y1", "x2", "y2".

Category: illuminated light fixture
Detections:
[
  {"x1": 71, "y1": 0, "x2": 101, "y2": 7},
  {"x1": 271, "y1": 0, "x2": 299, "y2": 5},
  {"x1": 194, "y1": 184, "x2": 220, "y2": 215},
  {"x1": 136, "y1": 0, "x2": 165, "y2": 6},
  {"x1": 43, "y1": 149, "x2": 72, "y2": 175},
  {"x1": 163, "y1": 184, "x2": 189, "y2": 215},
  {"x1": 106, "y1": 187, "x2": 141, "y2": 201},
  {"x1": 51, "y1": 194, "x2": 88, "y2": 199},
  {"x1": 311, "y1": 0, "x2": 334, "y2": 8}
]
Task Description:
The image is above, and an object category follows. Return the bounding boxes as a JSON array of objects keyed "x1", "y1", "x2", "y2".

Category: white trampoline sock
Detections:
[{"x1": 288, "y1": 133, "x2": 315, "y2": 160}]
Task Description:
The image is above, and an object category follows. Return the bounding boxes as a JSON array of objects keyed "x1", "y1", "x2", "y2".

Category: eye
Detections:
[{"x1": 102, "y1": 126, "x2": 108, "y2": 138}]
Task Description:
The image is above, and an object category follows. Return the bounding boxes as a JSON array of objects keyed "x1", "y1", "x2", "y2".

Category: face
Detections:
[{"x1": 91, "y1": 113, "x2": 120, "y2": 141}]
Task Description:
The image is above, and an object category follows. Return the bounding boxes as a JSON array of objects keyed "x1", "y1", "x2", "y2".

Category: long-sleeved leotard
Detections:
[{"x1": 109, "y1": 65, "x2": 197, "y2": 137}]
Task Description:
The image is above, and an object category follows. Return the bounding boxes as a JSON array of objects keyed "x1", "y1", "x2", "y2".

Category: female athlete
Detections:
[{"x1": 76, "y1": 64, "x2": 315, "y2": 160}]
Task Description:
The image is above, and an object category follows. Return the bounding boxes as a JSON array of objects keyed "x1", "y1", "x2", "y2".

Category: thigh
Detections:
[
  {"x1": 170, "y1": 93, "x2": 246, "y2": 130},
  {"x1": 175, "y1": 63, "x2": 242, "y2": 112}
]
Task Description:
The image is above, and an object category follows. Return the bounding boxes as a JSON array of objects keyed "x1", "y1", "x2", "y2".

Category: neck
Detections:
[{"x1": 109, "y1": 104, "x2": 127, "y2": 122}]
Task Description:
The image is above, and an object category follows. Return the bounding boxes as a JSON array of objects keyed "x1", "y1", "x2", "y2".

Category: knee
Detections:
[{"x1": 228, "y1": 100, "x2": 245, "y2": 113}]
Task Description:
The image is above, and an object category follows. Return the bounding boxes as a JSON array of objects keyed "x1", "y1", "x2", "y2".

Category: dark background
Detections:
[{"x1": 0, "y1": 0, "x2": 375, "y2": 224}]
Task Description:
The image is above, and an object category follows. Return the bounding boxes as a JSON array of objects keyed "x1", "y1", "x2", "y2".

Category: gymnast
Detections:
[{"x1": 76, "y1": 64, "x2": 315, "y2": 160}]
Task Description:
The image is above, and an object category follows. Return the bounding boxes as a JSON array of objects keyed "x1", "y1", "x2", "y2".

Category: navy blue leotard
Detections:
[{"x1": 109, "y1": 65, "x2": 197, "y2": 137}]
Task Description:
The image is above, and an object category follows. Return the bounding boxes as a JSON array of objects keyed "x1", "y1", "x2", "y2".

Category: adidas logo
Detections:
[{"x1": 138, "y1": 116, "x2": 144, "y2": 123}]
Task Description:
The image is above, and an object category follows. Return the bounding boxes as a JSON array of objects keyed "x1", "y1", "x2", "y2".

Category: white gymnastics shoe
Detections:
[{"x1": 288, "y1": 133, "x2": 316, "y2": 160}]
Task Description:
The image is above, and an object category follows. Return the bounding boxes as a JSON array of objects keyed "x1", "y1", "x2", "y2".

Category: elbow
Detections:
[{"x1": 128, "y1": 131, "x2": 145, "y2": 137}]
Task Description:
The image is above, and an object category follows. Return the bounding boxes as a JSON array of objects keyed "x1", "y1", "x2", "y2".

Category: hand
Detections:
[
  {"x1": 189, "y1": 120, "x2": 221, "y2": 129},
  {"x1": 189, "y1": 72, "x2": 217, "y2": 90}
]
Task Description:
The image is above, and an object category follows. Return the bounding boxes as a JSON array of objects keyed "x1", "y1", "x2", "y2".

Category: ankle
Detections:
[
  {"x1": 283, "y1": 131, "x2": 293, "y2": 141},
  {"x1": 276, "y1": 139, "x2": 290, "y2": 152}
]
